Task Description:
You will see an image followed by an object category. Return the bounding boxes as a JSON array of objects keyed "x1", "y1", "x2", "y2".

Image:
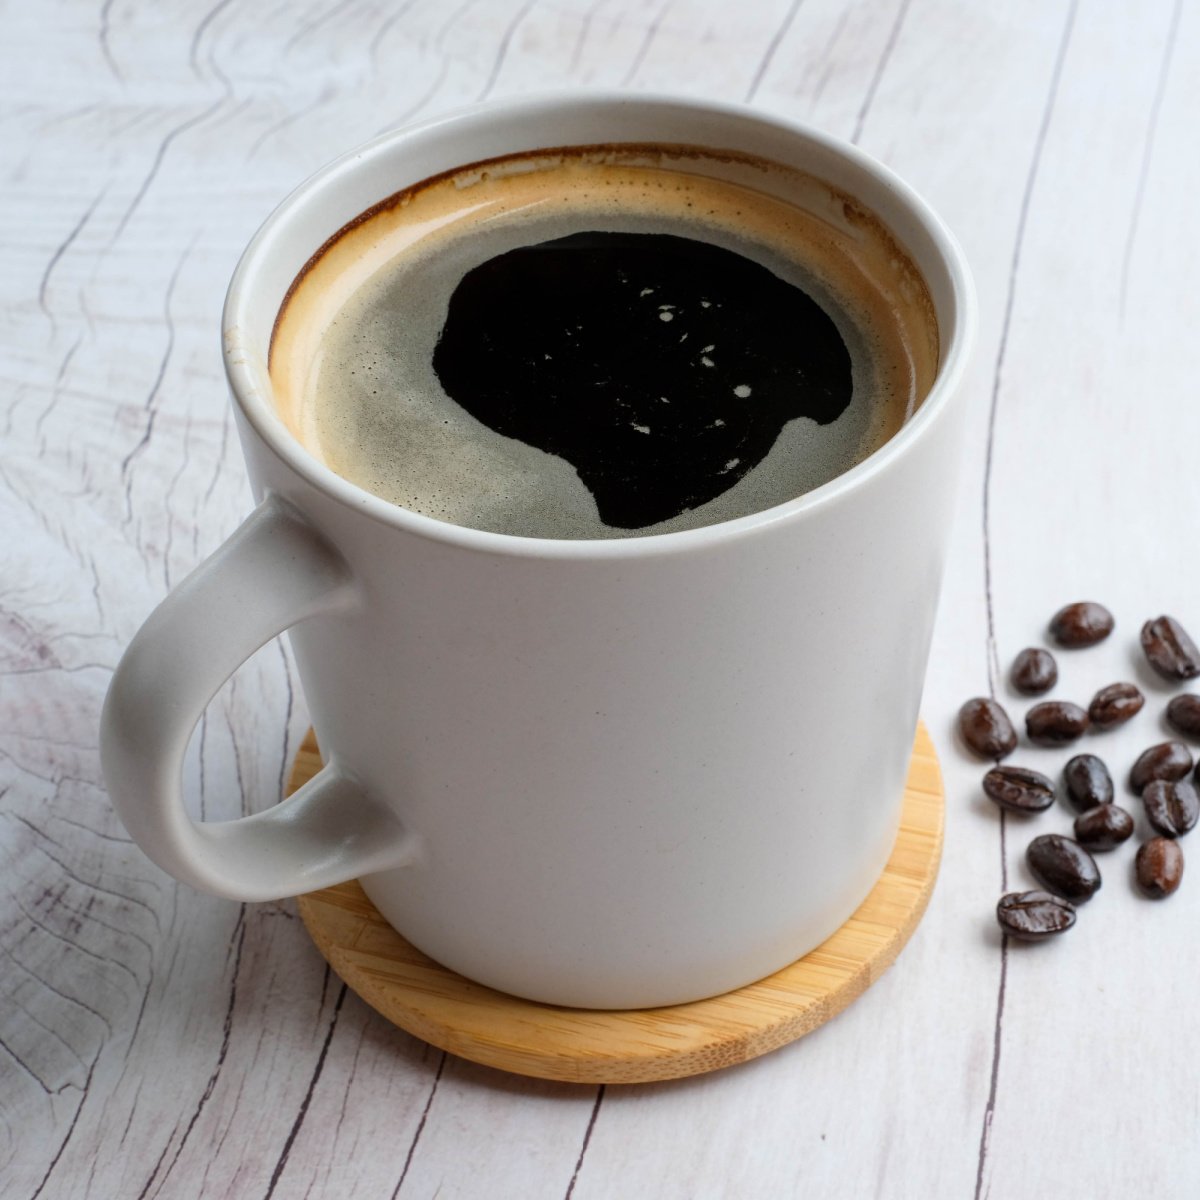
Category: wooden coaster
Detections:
[{"x1": 293, "y1": 724, "x2": 943, "y2": 1084}]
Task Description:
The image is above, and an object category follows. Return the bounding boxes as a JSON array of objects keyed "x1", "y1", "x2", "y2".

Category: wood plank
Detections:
[
  {"x1": 972, "y1": 2, "x2": 1200, "y2": 1195},
  {"x1": 4, "y1": 0, "x2": 1197, "y2": 1195}
]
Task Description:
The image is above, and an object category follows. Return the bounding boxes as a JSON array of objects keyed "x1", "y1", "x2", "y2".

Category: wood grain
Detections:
[
  {"x1": 293, "y1": 725, "x2": 943, "y2": 1084},
  {"x1": 6, "y1": 1, "x2": 1200, "y2": 1196}
]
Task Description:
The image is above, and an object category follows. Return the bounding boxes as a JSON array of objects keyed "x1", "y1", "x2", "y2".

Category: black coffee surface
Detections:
[{"x1": 432, "y1": 232, "x2": 853, "y2": 529}]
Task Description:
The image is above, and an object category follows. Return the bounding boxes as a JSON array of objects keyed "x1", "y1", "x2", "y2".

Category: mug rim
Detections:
[{"x1": 223, "y1": 91, "x2": 977, "y2": 561}]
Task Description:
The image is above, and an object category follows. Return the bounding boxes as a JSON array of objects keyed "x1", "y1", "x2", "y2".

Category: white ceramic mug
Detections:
[{"x1": 101, "y1": 93, "x2": 975, "y2": 1009}]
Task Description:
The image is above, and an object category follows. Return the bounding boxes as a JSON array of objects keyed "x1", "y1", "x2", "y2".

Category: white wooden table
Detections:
[{"x1": 5, "y1": 1, "x2": 1199, "y2": 1195}]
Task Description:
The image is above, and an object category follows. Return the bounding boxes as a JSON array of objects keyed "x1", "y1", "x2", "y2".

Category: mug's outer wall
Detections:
[
  {"x1": 224, "y1": 93, "x2": 974, "y2": 1009},
  {"x1": 235, "y1": 387, "x2": 965, "y2": 1008}
]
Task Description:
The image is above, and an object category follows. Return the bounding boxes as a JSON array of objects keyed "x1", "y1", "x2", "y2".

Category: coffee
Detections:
[
  {"x1": 432, "y1": 230, "x2": 856, "y2": 529},
  {"x1": 995, "y1": 891, "x2": 1077, "y2": 941},
  {"x1": 270, "y1": 145, "x2": 939, "y2": 538},
  {"x1": 1026, "y1": 834, "x2": 1102, "y2": 904}
]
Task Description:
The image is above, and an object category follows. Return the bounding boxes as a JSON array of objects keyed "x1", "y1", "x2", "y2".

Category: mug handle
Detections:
[{"x1": 101, "y1": 495, "x2": 417, "y2": 901}]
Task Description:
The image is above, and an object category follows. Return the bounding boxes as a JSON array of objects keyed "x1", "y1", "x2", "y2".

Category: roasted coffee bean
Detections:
[
  {"x1": 1141, "y1": 615, "x2": 1200, "y2": 681},
  {"x1": 1011, "y1": 647, "x2": 1058, "y2": 696},
  {"x1": 1135, "y1": 837, "x2": 1184, "y2": 899},
  {"x1": 1142, "y1": 778, "x2": 1200, "y2": 839},
  {"x1": 1063, "y1": 753, "x2": 1114, "y2": 812},
  {"x1": 1026, "y1": 833, "x2": 1101, "y2": 903},
  {"x1": 1073, "y1": 803, "x2": 1135, "y2": 851},
  {"x1": 1025, "y1": 701, "x2": 1089, "y2": 746},
  {"x1": 995, "y1": 890, "x2": 1076, "y2": 941},
  {"x1": 1088, "y1": 681, "x2": 1144, "y2": 730},
  {"x1": 958, "y1": 697, "x2": 1017, "y2": 759},
  {"x1": 1049, "y1": 601, "x2": 1114, "y2": 647},
  {"x1": 1166, "y1": 694, "x2": 1200, "y2": 740},
  {"x1": 982, "y1": 765, "x2": 1056, "y2": 813},
  {"x1": 1130, "y1": 741, "x2": 1193, "y2": 794}
]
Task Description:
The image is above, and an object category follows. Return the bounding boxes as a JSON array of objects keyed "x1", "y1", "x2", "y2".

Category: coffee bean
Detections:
[
  {"x1": 1166, "y1": 694, "x2": 1200, "y2": 740},
  {"x1": 1142, "y1": 778, "x2": 1200, "y2": 839},
  {"x1": 1135, "y1": 837, "x2": 1184, "y2": 899},
  {"x1": 958, "y1": 697, "x2": 1017, "y2": 759},
  {"x1": 1130, "y1": 741, "x2": 1193, "y2": 794},
  {"x1": 1026, "y1": 834, "x2": 1101, "y2": 903},
  {"x1": 1025, "y1": 701, "x2": 1089, "y2": 747},
  {"x1": 982, "y1": 765, "x2": 1056, "y2": 814},
  {"x1": 1062, "y1": 754, "x2": 1113, "y2": 812},
  {"x1": 1088, "y1": 681, "x2": 1144, "y2": 730},
  {"x1": 1141, "y1": 615, "x2": 1200, "y2": 681},
  {"x1": 1011, "y1": 647, "x2": 1057, "y2": 696},
  {"x1": 996, "y1": 890, "x2": 1076, "y2": 941},
  {"x1": 1049, "y1": 601, "x2": 1114, "y2": 647},
  {"x1": 1074, "y1": 804, "x2": 1134, "y2": 851}
]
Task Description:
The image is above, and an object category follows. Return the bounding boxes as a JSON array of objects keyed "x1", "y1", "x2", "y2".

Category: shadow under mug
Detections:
[{"x1": 101, "y1": 93, "x2": 976, "y2": 1010}]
